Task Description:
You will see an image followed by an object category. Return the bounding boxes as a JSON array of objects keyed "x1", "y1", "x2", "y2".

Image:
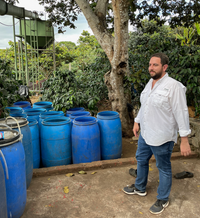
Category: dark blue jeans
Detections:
[{"x1": 135, "y1": 134, "x2": 174, "y2": 201}]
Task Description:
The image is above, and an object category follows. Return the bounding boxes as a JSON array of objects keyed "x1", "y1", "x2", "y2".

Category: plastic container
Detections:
[
  {"x1": 41, "y1": 117, "x2": 71, "y2": 167},
  {"x1": 97, "y1": 111, "x2": 122, "y2": 160},
  {"x1": 0, "y1": 117, "x2": 33, "y2": 188},
  {"x1": 33, "y1": 101, "x2": 53, "y2": 111},
  {"x1": 66, "y1": 107, "x2": 85, "y2": 117},
  {"x1": 24, "y1": 108, "x2": 46, "y2": 122},
  {"x1": 27, "y1": 118, "x2": 40, "y2": 169},
  {"x1": 72, "y1": 116, "x2": 100, "y2": 164},
  {"x1": 13, "y1": 101, "x2": 32, "y2": 110},
  {"x1": 0, "y1": 127, "x2": 26, "y2": 218},
  {"x1": 38, "y1": 111, "x2": 64, "y2": 128},
  {"x1": 0, "y1": 158, "x2": 7, "y2": 218}
]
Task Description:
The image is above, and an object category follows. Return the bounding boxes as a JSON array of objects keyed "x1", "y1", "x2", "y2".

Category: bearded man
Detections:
[{"x1": 123, "y1": 53, "x2": 191, "y2": 214}]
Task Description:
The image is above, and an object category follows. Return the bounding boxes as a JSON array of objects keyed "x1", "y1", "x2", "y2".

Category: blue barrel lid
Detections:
[
  {"x1": 73, "y1": 116, "x2": 97, "y2": 126},
  {"x1": 27, "y1": 118, "x2": 38, "y2": 127},
  {"x1": 97, "y1": 111, "x2": 119, "y2": 120},
  {"x1": 13, "y1": 101, "x2": 31, "y2": 108},
  {"x1": 70, "y1": 111, "x2": 91, "y2": 119},
  {"x1": 24, "y1": 108, "x2": 46, "y2": 115},
  {"x1": 66, "y1": 107, "x2": 85, "y2": 114},
  {"x1": 42, "y1": 117, "x2": 71, "y2": 126},
  {"x1": 33, "y1": 101, "x2": 53, "y2": 108},
  {"x1": 40, "y1": 111, "x2": 64, "y2": 119}
]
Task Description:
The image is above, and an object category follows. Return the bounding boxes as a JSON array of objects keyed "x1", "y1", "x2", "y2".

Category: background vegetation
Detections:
[{"x1": 1, "y1": 21, "x2": 200, "y2": 116}]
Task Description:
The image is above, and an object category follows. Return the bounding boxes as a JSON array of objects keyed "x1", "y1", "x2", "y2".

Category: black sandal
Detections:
[
  {"x1": 129, "y1": 168, "x2": 137, "y2": 177},
  {"x1": 174, "y1": 171, "x2": 194, "y2": 179}
]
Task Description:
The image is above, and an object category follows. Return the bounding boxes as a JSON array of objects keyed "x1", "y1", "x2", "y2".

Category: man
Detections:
[{"x1": 123, "y1": 53, "x2": 191, "y2": 214}]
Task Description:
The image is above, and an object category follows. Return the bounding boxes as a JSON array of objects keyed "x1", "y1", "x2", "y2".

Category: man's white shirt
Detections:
[{"x1": 135, "y1": 73, "x2": 191, "y2": 146}]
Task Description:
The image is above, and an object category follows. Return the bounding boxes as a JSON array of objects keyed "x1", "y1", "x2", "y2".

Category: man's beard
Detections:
[{"x1": 150, "y1": 71, "x2": 163, "y2": 80}]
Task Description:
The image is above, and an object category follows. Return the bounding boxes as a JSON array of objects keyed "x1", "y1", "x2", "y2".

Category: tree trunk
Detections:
[{"x1": 75, "y1": 0, "x2": 133, "y2": 137}]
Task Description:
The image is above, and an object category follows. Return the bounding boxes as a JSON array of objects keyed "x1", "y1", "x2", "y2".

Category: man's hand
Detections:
[
  {"x1": 133, "y1": 122, "x2": 140, "y2": 137},
  {"x1": 180, "y1": 137, "x2": 191, "y2": 156}
]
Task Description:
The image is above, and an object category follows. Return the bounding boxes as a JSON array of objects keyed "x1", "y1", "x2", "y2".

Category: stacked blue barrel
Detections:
[
  {"x1": 0, "y1": 125, "x2": 26, "y2": 218},
  {"x1": 0, "y1": 117, "x2": 33, "y2": 189}
]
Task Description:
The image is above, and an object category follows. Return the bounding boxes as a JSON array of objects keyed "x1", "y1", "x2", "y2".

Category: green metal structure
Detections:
[{"x1": 0, "y1": 0, "x2": 56, "y2": 91}]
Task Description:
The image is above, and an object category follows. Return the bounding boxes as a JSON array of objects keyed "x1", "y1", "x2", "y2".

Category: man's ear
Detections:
[{"x1": 163, "y1": 64, "x2": 168, "y2": 72}]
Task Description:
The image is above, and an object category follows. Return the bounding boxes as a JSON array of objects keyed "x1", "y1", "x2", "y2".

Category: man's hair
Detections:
[{"x1": 150, "y1": 53, "x2": 169, "y2": 66}]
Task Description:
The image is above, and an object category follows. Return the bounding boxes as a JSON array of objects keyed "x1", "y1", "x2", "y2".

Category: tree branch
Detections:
[
  {"x1": 75, "y1": 0, "x2": 114, "y2": 62},
  {"x1": 95, "y1": 0, "x2": 108, "y2": 17}
]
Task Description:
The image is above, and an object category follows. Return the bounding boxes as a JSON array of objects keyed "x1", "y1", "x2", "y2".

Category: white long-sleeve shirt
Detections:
[{"x1": 135, "y1": 73, "x2": 191, "y2": 146}]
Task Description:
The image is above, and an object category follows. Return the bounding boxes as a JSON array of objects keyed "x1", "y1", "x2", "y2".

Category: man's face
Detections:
[{"x1": 148, "y1": 57, "x2": 166, "y2": 80}]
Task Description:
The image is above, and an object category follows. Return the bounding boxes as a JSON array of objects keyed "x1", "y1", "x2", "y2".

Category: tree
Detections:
[{"x1": 7, "y1": 0, "x2": 200, "y2": 136}]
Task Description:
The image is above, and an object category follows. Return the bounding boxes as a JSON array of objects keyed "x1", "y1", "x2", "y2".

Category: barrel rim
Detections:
[
  {"x1": 42, "y1": 117, "x2": 71, "y2": 126},
  {"x1": 13, "y1": 101, "x2": 31, "y2": 108},
  {"x1": 73, "y1": 116, "x2": 97, "y2": 126},
  {"x1": 5, "y1": 106, "x2": 23, "y2": 111},
  {"x1": 33, "y1": 101, "x2": 53, "y2": 107},
  {"x1": 24, "y1": 108, "x2": 46, "y2": 115},
  {"x1": 0, "y1": 129, "x2": 21, "y2": 146},
  {"x1": 40, "y1": 111, "x2": 64, "y2": 119},
  {"x1": 97, "y1": 111, "x2": 119, "y2": 120},
  {"x1": 66, "y1": 107, "x2": 85, "y2": 114},
  {"x1": 70, "y1": 111, "x2": 91, "y2": 119},
  {"x1": 0, "y1": 117, "x2": 28, "y2": 128},
  {"x1": 27, "y1": 118, "x2": 38, "y2": 126}
]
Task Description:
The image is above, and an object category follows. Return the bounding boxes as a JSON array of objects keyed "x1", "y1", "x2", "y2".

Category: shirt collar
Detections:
[{"x1": 150, "y1": 72, "x2": 168, "y2": 85}]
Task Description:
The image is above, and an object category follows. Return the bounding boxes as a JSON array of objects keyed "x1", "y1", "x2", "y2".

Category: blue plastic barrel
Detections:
[
  {"x1": 72, "y1": 116, "x2": 101, "y2": 164},
  {"x1": 66, "y1": 107, "x2": 85, "y2": 117},
  {"x1": 70, "y1": 111, "x2": 91, "y2": 128},
  {"x1": 0, "y1": 117, "x2": 33, "y2": 188},
  {"x1": 97, "y1": 111, "x2": 122, "y2": 160},
  {"x1": 13, "y1": 101, "x2": 32, "y2": 110},
  {"x1": 27, "y1": 118, "x2": 40, "y2": 169},
  {"x1": 39, "y1": 111, "x2": 64, "y2": 128},
  {"x1": 0, "y1": 128, "x2": 26, "y2": 218},
  {"x1": 10, "y1": 113, "x2": 27, "y2": 118},
  {"x1": 33, "y1": 101, "x2": 53, "y2": 111},
  {"x1": 0, "y1": 158, "x2": 7, "y2": 218},
  {"x1": 5, "y1": 107, "x2": 23, "y2": 114},
  {"x1": 41, "y1": 117, "x2": 71, "y2": 167},
  {"x1": 24, "y1": 108, "x2": 46, "y2": 122}
]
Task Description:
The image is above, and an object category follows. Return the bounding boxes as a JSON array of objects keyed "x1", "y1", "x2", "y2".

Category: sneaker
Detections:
[
  {"x1": 123, "y1": 184, "x2": 147, "y2": 196},
  {"x1": 129, "y1": 168, "x2": 137, "y2": 177},
  {"x1": 149, "y1": 199, "x2": 169, "y2": 214}
]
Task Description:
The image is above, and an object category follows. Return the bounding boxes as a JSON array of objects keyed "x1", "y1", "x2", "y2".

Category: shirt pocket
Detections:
[
  {"x1": 140, "y1": 90, "x2": 148, "y2": 105},
  {"x1": 152, "y1": 89, "x2": 170, "y2": 109}
]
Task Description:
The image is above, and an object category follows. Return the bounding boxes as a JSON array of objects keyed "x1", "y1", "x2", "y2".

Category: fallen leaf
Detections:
[
  {"x1": 130, "y1": 142, "x2": 133, "y2": 144},
  {"x1": 139, "y1": 211, "x2": 143, "y2": 214},
  {"x1": 91, "y1": 172, "x2": 97, "y2": 175},
  {"x1": 45, "y1": 204, "x2": 53, "y2": 207},
  {"x1": 149, "y1": 167, "x2": 153, "y2": 171},
  {"x1": 197, "y1": 185, "x2": 200, "y2": 188},
  {"x1": 158, "y1": 180, "x2": 159, "y2": 183},
  {"x1": 64, "y1": 186, "x2": 69, "y2": 194},
  {"x1": 183, "y1": 161, "x2": 187, "y2": 164},
  {"x1": 66, "y1": 173, "x2": 74, "y2": 177},
  {"x1": 48, "y1": 178, "x2": 50, "y2": 180},
  {"x1": 79, "y1": 171, "x2": 87, "y2": 174}
]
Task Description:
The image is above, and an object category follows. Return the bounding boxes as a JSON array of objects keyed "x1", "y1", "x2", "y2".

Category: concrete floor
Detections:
[{"x1": 21, "y1": 157, "x2": 200, "y2": 218}]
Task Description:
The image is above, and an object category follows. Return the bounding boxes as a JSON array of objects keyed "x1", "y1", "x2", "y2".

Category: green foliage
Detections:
[
  {"x1": 41, "y1": 58, "x2": 109, "y2": 113},
  {"x1": 0, "y1": 58, "x2": 26, "y2": 117},
  {"x1": 129, "y1": 19, "x2": 200, "y2": 115}
]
